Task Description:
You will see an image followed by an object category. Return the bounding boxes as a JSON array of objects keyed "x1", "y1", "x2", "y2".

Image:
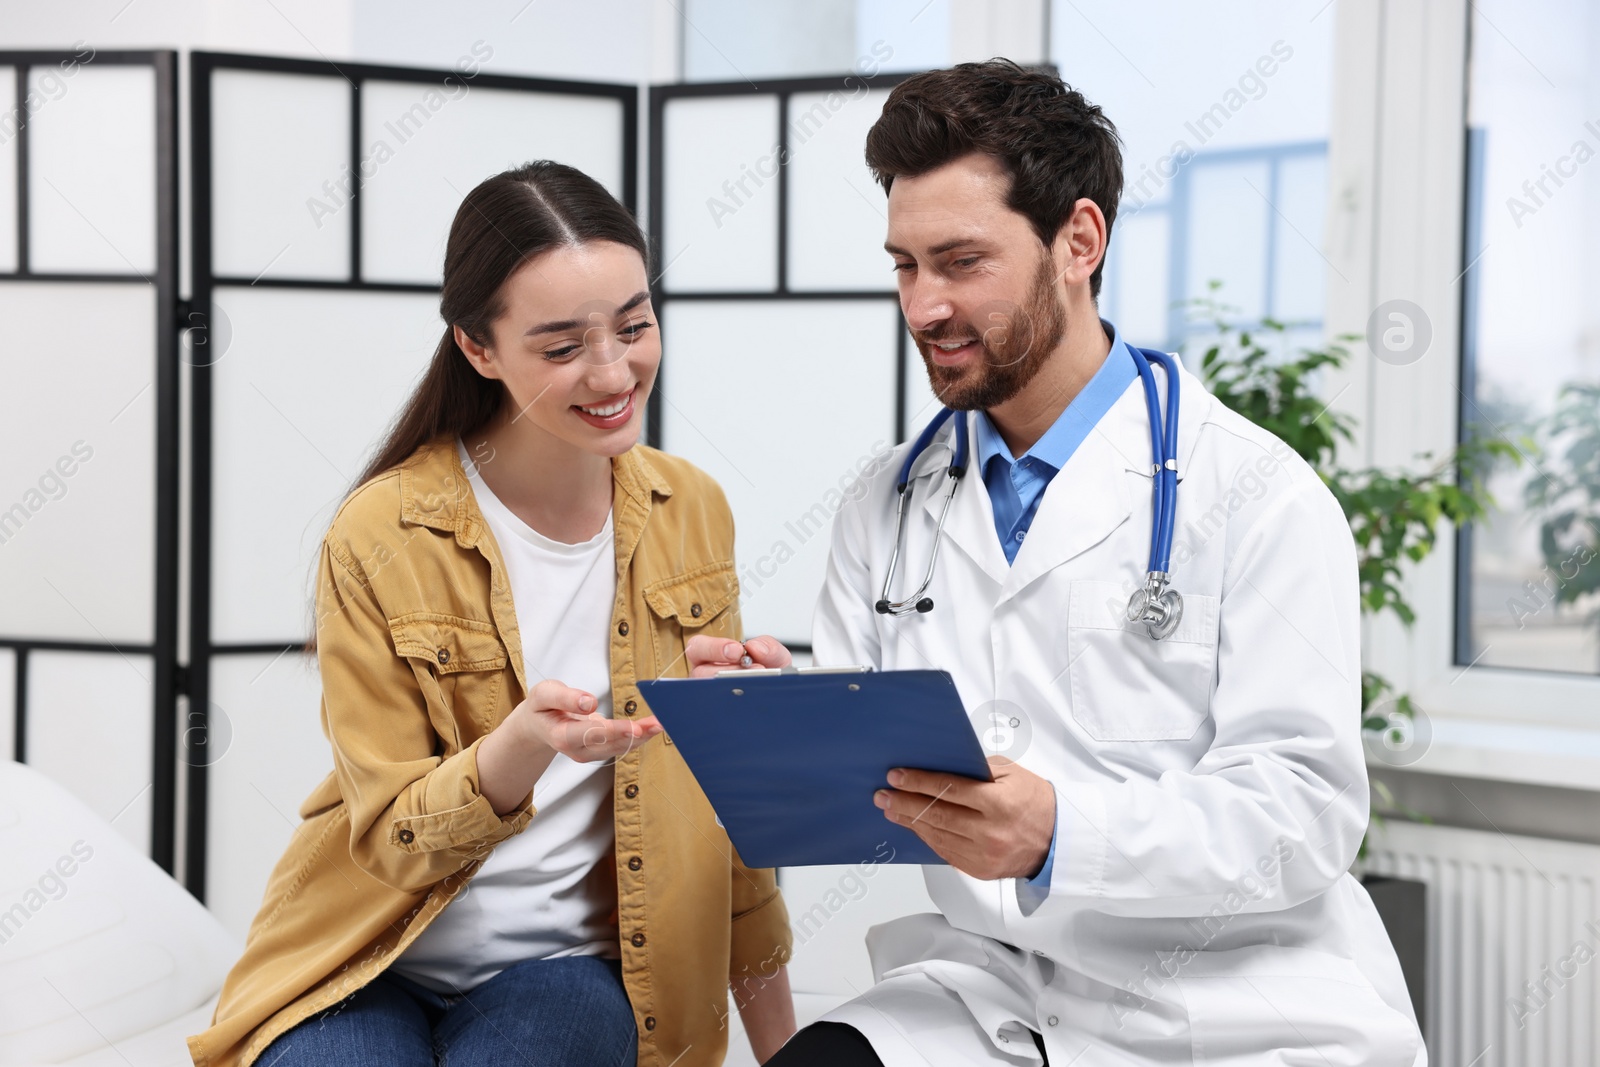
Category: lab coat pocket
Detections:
[
  {"x1": 1065, "y1": 580, "x2": 1217, "y2": 742},
  {"x1": 1176, "y1": 946, "x2": 1420, "y2": 1066}
]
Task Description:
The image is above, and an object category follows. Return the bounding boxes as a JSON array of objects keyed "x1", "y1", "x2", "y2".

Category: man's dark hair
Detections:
[{"x1": 864, "y1": 58, "x2": 1124, "y2": 298}]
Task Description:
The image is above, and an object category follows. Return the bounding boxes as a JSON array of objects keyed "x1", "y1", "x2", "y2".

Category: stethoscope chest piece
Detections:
[{"x1": 1127, "y1": 573, "x2": 1183, "y2": 640}]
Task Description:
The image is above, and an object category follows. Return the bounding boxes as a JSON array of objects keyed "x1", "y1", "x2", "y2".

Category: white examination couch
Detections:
[{"x1": 0, "y1": 761, "x2": 236, "y2": 1067}]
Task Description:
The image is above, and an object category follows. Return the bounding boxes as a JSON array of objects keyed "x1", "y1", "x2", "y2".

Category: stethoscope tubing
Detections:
[
  {"x1": 878, "y1": 346, "x2": 1179, "y2": 628},
  {"x1": 1128, "y1": 347, "x2": 1180, "y2": 575},
  {"x1": 878, "y1": 407, "x2": 969, "y2": 616}
]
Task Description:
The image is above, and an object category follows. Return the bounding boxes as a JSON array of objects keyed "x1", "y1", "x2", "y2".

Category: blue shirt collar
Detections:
[{"x1": 974, "y1": 318, "x2": 1139, "y2": 475}]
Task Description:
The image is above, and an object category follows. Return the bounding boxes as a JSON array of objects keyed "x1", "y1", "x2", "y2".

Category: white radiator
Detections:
[{"x1": 1363, "y1": 819, "x2": 1600, "y2": 1067}]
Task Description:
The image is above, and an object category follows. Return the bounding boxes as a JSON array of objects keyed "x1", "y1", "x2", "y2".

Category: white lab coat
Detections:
[{"x1": 811, "y1": 359, "x2": 1426, "y2": 1066}]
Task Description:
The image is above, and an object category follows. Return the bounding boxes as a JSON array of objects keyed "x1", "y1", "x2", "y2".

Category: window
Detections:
[
  {"x1": 1459, "y1": 0, "x2": 1600, "y2": 676},
  {"x1": 1049, "y1": 0, "x2": 1335, "y2": 355}
]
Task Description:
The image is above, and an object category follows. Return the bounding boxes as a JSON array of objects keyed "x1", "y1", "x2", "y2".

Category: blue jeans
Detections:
[{"x1": 258, "y1": 956, "x2": 635, "y2": 1067}]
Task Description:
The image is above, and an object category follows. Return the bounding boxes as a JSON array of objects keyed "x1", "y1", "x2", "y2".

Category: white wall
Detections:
[{"x1": 0, "y1": 0, "x2": 672, "y2": 81}]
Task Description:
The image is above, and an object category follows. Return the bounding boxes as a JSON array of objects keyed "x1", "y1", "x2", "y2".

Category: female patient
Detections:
[{"x1": 187, "y1": 161, "x2": 795, "y2": 1067}]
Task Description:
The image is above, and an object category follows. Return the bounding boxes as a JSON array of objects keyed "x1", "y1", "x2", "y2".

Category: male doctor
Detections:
[{"x1": 692, "y1": 60, "x2": 1425, "y2": 1066}]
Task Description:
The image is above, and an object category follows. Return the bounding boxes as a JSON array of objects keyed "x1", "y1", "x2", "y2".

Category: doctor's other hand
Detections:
[
  {"x1": 685, "y1": 634, "x2": 792, "y2": 678},
  {"x1": 514, "y1": 679, "x2": 662, "y2": 762},
  {"x1": 874, "y1": 756, "x2": 1056, "y2": 881}
]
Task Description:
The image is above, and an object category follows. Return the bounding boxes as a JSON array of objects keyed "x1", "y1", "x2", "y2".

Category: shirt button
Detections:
[
  {"x1": 631, "y1": 932, "x2": 646, "y2": 947},
  {"x1": 1047, "y1": 1015, "x2": 1059, "y2": 1027},
  {"x1": 624, "y1": 699, "x2": 637, "y2": 715},
  {"x1": 618, "y1": 620, "x2": 629, "y2": 637},
  {"x1": 644, "y1": 1016, "x2": 656, "y2": 1031},
  {"x1": 690, "y1": 602, "x2": 702, "y2": 618},
  {"x1": 1015, "y1": 529, "x2": 1026, "y2": 542},
  {"x1": 624, "y1": 784, "x2": 639, "y2": 799},
  {"x1": 628, "y1": 856, "x2": 642, "y2": 871},
  {"x1": 436, "y1": 648, "x2": 450, "y2": 664},
  {"x1": 397, "y1": 828, "x2": 414, "y2": 844}
]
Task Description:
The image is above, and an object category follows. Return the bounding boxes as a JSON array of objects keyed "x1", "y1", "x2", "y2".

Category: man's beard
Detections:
[{"x1": 913, "y1": 253, "x2": 1068, "y2": 412}]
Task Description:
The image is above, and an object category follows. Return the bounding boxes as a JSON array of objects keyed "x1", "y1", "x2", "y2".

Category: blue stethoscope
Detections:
[{"x1": 875, "y1": 346, "x2": 1185, "y2": 640}]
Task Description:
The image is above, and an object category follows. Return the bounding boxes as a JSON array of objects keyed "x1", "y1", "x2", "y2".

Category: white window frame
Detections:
[{"x1": 1327, "y1": 0, "x2": 1600, "y2": 789}]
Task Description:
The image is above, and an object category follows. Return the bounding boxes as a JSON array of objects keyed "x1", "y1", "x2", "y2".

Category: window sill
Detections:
[
  {"x1": 1360, "y1": 662, "x2": 1600, "y2": 790},
  {"x1": 1377, "y1": 714, "x2": 1600, "y2": 792}
]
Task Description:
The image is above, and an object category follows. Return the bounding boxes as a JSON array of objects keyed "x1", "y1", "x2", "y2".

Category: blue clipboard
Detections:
[{"x1": 636, "y1": 667, "x2": 992, "y2": 867}]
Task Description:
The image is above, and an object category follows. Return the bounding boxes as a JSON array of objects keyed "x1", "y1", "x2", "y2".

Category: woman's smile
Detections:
[{"x1": 572, "y1": 386, "x2": 636, "y2": 429}]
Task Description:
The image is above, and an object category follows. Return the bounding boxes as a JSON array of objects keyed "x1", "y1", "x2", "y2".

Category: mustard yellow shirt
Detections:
[{"x1": 188, "y1": 434, "x2": 792, "y2": 1067}]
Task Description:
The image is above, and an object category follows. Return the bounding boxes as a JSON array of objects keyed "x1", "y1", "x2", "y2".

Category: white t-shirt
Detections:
[{"x1": 392, "y1": 440, "x2": 620, "y2": 994}]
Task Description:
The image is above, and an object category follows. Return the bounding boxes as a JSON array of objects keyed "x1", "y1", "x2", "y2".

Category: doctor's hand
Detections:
[
  {"x1": 874, "y1": 756, "x2": 1056, "y2": 881},
  {"x1": 684, "y1": 634, "x2": 792, "y2": 678}
]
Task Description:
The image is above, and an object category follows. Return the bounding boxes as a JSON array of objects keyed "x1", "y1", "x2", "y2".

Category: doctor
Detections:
[{"x1": 691, "y1": 59, "x2": 1425, "y2": 1065}]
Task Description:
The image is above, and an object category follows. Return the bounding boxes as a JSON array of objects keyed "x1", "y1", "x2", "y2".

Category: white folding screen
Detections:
[
  {"x1": 188, "y1": 52, "x2": 635, "y2": 908},
  {"x1": 27, "y1": 652, "x2": 155, "y2": 855},
  {"x1": 27, "y1": 65, "x2": 156, "y2": 275},
  {"x1": 0, "y1": 283, "x2": 157, "y2": 644},
  {"x1": 359, "y1": 82, "x2": 625, "y2": 285},
  {"x1": 0, "y1": 651, "x2": 12, "y2": 763},
  {"x1": 203, "y1": 652, "x2": 328, "y2": 942},
  {"x1": 662, "y1": 300, "x2": 900, "y2": 642},
  {"x1": 0, "y1": 70, "x2": 16, "y2": 274},
  {"x1": 660, "y1": 95, "x2": 781, "y2": 292},
  {"x1": 206, "y1": 286, "x2": 441, "y2": 644},
  {"x1": 0, "y1": 52, "x2": 178, "y2": 868},
  {"x1": 784, "y1": 88, "x2": 897, "y2": 291},
  {"x1": 210, "y1": 70, "x2": 351, "y2": 281},
  {"x1": 650, "y1": 75, "x2": 912, "y2": 648}
]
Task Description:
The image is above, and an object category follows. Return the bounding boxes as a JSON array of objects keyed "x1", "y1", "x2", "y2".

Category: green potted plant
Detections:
[
  {"x1": 1183, "y1": 290, "x2": 1522, "y2": 1028},
  {"x1": 1523, "y1": 381, "x2": 1600, "y2": 648}
]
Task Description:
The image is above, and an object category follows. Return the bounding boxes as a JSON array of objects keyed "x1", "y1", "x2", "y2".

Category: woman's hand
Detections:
[
  {"x1": 685, "y1": 635, "x2": 793, "y2": 678},
  {"x1": 515, "y1": 679, "x2": 662, "y2": 762},
  {"x1": 479, "y1": 679, "x2": 660, "y2": 815}
]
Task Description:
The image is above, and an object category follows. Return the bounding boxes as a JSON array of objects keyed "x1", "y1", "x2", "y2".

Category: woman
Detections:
[{"x1": 187, "y1": 161, "x2": 796, "y2": 1067}]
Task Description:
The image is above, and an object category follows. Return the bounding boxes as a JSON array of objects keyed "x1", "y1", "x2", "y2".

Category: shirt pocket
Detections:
[
  {"x1": 389, "y1": 611, "x2": 510, "y2": 741},
  {"x1": 1065, "y1": 579, "x2": 1218, "y2": 742},
  {"x1": 642, "y1": 560, "x2": 739, "y2": 680}
]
